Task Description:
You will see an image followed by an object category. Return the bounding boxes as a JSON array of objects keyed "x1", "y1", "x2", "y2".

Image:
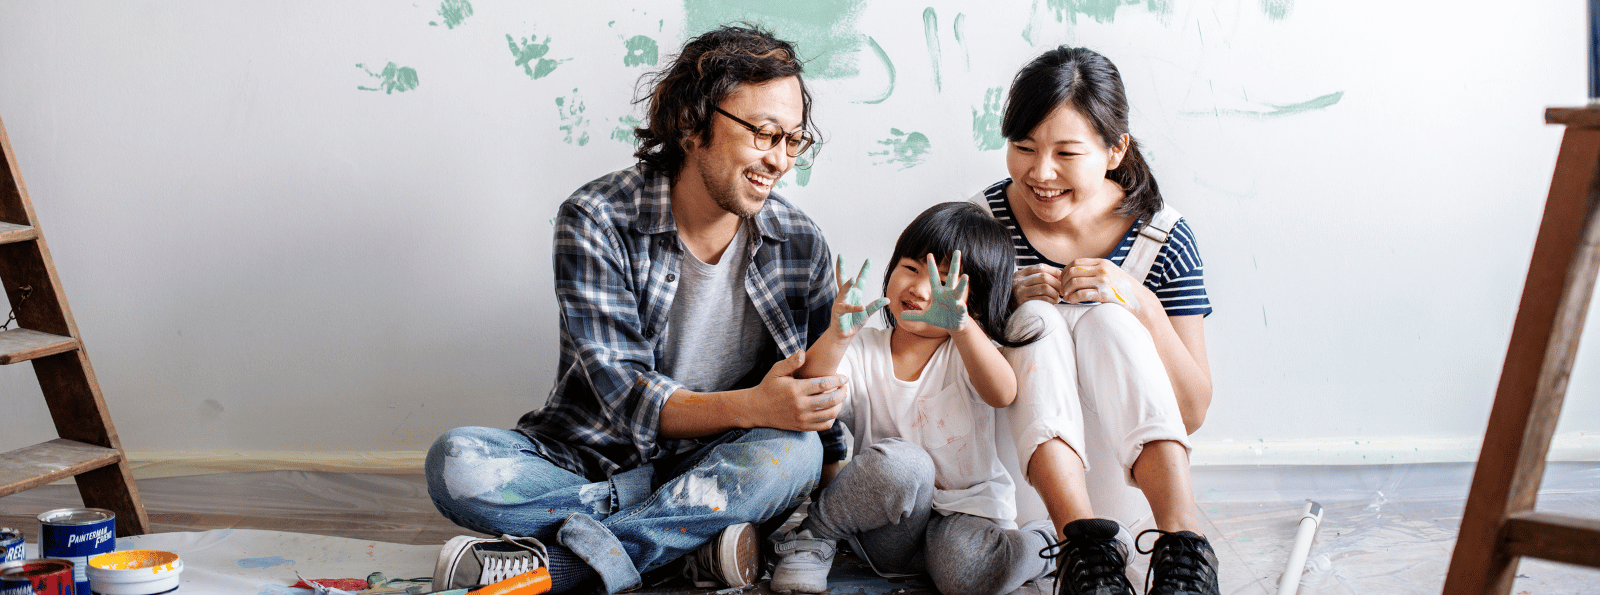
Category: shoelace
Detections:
[
  {"x1": 1135, "y1": 529, "x2": 1212, "y2": 595},
  {"x1": 1038, "y1": 538, "x2": 1130, "y2": 592},
  {"x1": 480, "y1": 552, "x2": 533, "y2": 584}
]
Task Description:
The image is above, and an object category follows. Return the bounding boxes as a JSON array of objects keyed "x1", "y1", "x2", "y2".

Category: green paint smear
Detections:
[
  {"x1": 1262, "y1": 0, "x2": 1291, "y2": 20},
  {"x1": 953, "y1": 13, "x2": 969, "y2": 72},
  {"x1": 1036, "y1": 0, "x2": 1171, "y2": 26},
  {"x1": 557, "y1": 89, "x2": 591, "y2": 146},
  {"x1": 972, "y1": 87, "x2": 1004, "y2": 151},
  {"x1": 870, "y1": 128, "x2": 931, "y2": 170},
  {"x1": 793, "y1": 145, "x2": 820, "y2": 186},
  {"x1": 355, "y1": 62, "x2": 419, "y2": 94},
  {"x1": 684, "y1": 0, "x2": 869, "y2": 80},
  {"x1": 1190, "y1": 91, "x2": 1344, "y2": 120},
  {"x1": 624, "y1": 35, "x2": 660, "y2": 67},
  {"x1": 923, "y1": 8, "x2": 941, "y2": 93},
  {"x1": 611, "y1": 114, "x2": 643, "y2": 145},
  {"x1": 856, "y1": 37, "x2": 894, "y2": 105},
  {"x1": 431, "y1": 0, "x2": 472, "y2": 29},
  {"x1": 508, "y1": 33, "x2": 569, "y2": 80}
]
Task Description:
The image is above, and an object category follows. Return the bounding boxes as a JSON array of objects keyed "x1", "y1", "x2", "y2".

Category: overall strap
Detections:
[{"x1": 1120, "y1": 204, "x2": 1181, "y2": 283}]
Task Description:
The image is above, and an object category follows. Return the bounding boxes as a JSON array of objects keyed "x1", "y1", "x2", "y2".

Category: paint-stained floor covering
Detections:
[{"x1": 2, "y1": 462, "x2": 1597, "y2": 594}]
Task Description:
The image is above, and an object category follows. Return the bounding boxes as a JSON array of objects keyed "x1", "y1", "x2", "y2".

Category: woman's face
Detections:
[{"x1": 1004, "y1": 103, "x2": 1128, "y2": 224}]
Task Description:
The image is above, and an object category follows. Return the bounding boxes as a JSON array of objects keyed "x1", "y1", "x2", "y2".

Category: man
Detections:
[{"x1": 424, "y1": 25, "x2": 848, "y2": 594}]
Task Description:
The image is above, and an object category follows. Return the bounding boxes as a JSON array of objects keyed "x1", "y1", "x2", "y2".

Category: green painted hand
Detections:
[
  {"x1": 902, "y1": 251, "x2": 969, "y2": 331},
  {"x1": 837, "y1": 255, "x2": 889, "y2": 334}
]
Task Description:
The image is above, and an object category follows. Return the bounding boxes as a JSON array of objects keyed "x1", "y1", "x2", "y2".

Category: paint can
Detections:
[
  {"x1": 86, "y1": 550, "x2": 181, "y2": 595},
  {"x1": 37, "y1": 509, "x2": 115, "y2": 595},
  {"x1": 0, "y1": 559, "x2": 76, "y2": 595},
  {"x1": 0, "y1": 529, "x2": 22, "y2": 564}
]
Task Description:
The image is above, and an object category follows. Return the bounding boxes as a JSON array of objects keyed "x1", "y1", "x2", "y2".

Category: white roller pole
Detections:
[{"x1": 1276, "y1": 501, "x2": 1324, "y2": 595}]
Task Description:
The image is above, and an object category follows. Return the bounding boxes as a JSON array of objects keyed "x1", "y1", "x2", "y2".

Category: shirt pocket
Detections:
[{"x1": 912, "y1": 384, "x2": 977, "y2": 489}]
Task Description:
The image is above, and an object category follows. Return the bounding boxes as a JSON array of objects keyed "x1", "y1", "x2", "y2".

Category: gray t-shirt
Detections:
[{"x1": 659, "y1": 222, "x2": 769, "y2": 392}]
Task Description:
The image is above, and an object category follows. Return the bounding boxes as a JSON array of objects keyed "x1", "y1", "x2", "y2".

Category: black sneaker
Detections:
[
  {"x1": 682, "y1": 522, "x2": 761, "y2": 589},
  {"x1": 1039, "y1": 518, "x2": 1135, "y2": 595},
  {"x1": 1136, "y1": 529, "x2": 1220, "y2": 595}
]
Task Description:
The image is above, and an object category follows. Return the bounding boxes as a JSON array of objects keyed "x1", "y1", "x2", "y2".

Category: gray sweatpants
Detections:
[{"x1": 800, "y1": 438, "x2": 1053, "y2": 595}]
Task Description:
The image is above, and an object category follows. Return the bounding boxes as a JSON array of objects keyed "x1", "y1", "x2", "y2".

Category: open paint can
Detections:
[
  {"x1": 86, "y1": 550, "x2": 181, "y2": 595},
  {"x1": 0, "y1": 558, "x2": 76, "y2": 595}
]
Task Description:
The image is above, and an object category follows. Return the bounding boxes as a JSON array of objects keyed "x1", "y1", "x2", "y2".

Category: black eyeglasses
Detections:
[{"x1": 712, "y1": 106, "x2": 817, "y2": 157}]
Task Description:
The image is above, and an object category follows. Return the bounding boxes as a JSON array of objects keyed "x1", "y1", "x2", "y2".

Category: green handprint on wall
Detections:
[{"x1": 355, "y1": 63, "x2": 419, "y2": 94}]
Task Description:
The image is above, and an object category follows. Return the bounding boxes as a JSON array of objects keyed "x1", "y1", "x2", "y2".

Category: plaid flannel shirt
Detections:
[{"x1": 516, "y1": 166, "x2": 847, "y2": 480}]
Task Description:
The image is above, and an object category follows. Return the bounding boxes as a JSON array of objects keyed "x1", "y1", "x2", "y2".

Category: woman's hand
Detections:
[
  {"x1": 833, "y1": 255, "x2": 889, "y2": 337},
  {"x1": 1012, "y1": 263, "x2": 1065, "y2": 305},
  {"x1": 1063, "y1": 258, "x2": 1147, "y2": 313}
]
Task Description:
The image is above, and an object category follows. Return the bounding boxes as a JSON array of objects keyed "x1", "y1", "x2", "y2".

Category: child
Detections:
[{"x1": 771, "y1": 202, "x2": 1051, "y2": 595}]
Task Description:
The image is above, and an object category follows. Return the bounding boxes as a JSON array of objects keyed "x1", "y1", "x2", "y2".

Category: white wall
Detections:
[{"x1": 1, "y1": 0, "x2": 1594, "y2": 459}]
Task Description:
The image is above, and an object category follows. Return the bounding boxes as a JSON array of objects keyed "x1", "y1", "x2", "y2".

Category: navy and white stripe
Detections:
[{"x1": 982, "y1": 179, "x2": 1212, "y2": 317}]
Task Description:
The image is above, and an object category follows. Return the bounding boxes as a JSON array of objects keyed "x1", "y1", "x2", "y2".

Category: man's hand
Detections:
[{"x1": 746, "y1": 351, "x2": 846, "y2": 431}]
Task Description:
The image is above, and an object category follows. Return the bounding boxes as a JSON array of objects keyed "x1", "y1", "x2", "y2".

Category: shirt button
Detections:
[{"x1": 666, "y1": 274, "x2": 676, "y2": 282}]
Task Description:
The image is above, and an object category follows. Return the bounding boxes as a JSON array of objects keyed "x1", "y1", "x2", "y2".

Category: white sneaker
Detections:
[
  {"x1": 433, "y1": 534, "x2": 549, "y2": 590},
  {"x1": 683, "y1": 522, "x2": 761, "y2": 589},
  {"x1": 770, "y1": 529, "x2": 836, "y2": 593}
]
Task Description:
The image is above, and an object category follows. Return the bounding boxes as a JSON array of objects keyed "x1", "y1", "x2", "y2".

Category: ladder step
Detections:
[
  {"x1": 0, "y1": 328, "x2": 79, "y2": 364},
  {"x1": 0, "y1": 222, "x2": 36, "y2": 245},
  {"x1": 0, "y1": 439, "x2": 123, "y2": 498},
  {"x1": 1503, "y1": 511, "x2": 1600, "y2": 569}
]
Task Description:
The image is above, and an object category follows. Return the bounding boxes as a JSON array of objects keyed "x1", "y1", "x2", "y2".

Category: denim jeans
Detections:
[{"x1": 425, "y1": 426, "x2": 821, "y2": 593}]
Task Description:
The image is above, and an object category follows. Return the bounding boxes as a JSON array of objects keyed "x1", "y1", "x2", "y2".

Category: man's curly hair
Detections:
[{"x1": 633, "y1": 24, "x2": 817, "y2": 177}]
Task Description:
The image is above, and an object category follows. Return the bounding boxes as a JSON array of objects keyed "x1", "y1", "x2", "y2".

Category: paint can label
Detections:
[
  {"x1": 38, "y1": 508, "x2": 114, "y2": 595},
  {"x1": 0, "y1": 529, "x2": 22, "y2": 564},
  {"x1": 0, "y1": 559, "x2": 76, "y2": 595}
]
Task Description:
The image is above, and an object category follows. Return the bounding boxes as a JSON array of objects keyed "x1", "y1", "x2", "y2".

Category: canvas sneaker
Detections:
[
  {"x1": 1041, "y1": 518, "x2": 1135, "y2": 595},
  {"x1": 769, "y1": 529, "x2": 837, "y2": 593},
  {"x1": 433, "y1": 534, "x2": 549, "y2": 590},
  {"x1": 1136, "y1": 529, "x2": 1220, "y2": 595},
  {"x1": 683, "y1": 522, "x2": 761, "y2": 589}
]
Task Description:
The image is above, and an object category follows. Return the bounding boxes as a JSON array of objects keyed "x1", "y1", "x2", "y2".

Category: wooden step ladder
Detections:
[
  {"x1": 1442, "y1": 106, "x2": 1600, "y2": 594},
  {"x1": 0, "y1": 113, "x2": 149, "y2": 536}
]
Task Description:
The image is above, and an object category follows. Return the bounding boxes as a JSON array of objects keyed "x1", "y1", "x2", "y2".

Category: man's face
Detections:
[{"x1": 685, "y1": 76, "x2": 804, "y2": 218}]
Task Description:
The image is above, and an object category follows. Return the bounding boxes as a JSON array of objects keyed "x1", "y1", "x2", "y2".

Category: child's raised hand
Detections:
[
  {"x1": 901, "y1": 251, "x2": 970, "y2": 332},
  {"x1": 835, "y1": 255, "x2": 889, "y2": 336}
]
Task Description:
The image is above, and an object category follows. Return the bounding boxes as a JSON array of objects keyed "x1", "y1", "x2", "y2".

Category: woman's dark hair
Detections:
[
  {"x1": 633, "y1": 24, "x2": 818, "y2": 177},
  {"x1": 1002, "y1": 46, "x2": 1162, "y2": 221},
  {"x1": 883, "y1": 202, "x2": 1038, "y2": 348}
]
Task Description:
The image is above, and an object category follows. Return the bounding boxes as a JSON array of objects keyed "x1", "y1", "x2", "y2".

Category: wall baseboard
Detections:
[{"x1": 118, "y1": 432, "x2": 1600, "y2": 480}]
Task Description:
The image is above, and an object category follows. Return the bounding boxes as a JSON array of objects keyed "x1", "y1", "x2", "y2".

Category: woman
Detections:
[{"x1": 978, "y1": 46, "x2": 1219, "y2": 595}]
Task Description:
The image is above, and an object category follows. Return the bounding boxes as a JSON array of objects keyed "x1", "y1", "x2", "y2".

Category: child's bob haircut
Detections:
[{"x1": 883, "y1": 202, "x2": 1038, "y2": 348}]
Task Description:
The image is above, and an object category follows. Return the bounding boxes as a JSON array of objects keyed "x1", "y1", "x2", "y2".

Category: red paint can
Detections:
[{"x1": 0, "y1": 559, "x2": 75, "y2": 595}]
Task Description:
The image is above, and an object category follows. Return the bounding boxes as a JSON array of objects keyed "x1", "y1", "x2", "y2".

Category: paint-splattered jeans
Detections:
[{"x1": 425, "y1": 426, "x2": 821, "y2": 593}]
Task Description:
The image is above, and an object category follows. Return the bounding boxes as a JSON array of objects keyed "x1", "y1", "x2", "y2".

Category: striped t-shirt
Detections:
[{"x1": 982, "y1": 179, "x2": 1212, "y2": 317}]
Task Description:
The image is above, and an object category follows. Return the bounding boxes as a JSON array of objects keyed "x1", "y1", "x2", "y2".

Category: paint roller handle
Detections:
[{"x1": 1276, "y1": 501, "x2": 1324, "y2": 595}]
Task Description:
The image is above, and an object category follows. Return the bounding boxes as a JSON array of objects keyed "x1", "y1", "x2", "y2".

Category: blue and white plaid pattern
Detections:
[{"x1": 516, "y1": 166, "x2": 844, "y2": 480}]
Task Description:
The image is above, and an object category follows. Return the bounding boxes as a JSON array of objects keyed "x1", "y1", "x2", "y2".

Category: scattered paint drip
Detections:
[{"x1": 355, "y1": 63, "x2": 419, "y2": 94}]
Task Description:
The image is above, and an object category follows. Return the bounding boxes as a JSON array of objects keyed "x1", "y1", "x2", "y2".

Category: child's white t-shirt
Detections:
[{"x1": 837, "y1": 327, "x2": 1018, "y2": 527}]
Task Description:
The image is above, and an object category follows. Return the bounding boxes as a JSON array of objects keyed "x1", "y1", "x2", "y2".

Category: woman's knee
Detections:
[
  {"x1": 1010, "y1": 300, "x2": 1068, "y2": 338},
  {"x1": 1077, "y1": 302, "x2": 1149, "y2": 339}
]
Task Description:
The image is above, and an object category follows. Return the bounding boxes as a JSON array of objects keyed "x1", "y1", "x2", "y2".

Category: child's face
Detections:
[{"x1": 886, "y1": 255, "x2": 953, "y2": 339}]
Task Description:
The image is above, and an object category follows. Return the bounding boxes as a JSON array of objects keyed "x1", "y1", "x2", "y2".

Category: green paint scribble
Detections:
[
  {"x1": 972, "y1": 87, "x2": 1004, "y2": 151},
  {"x1": 623, "y1": 35, "x2": 659, "y2": 67},
  {"x1": 507, "y1": 33, "x2": 568, "y2": 80},
  {"x1": 794, "y1": 145, "x2": 820, "y2": 187},
  {"x1": 869, "y1": 128, "x2": 932, "y2": 170},
  {"x1": 557, "y1": 89, "x2": 591, "y2": 146},
  {"x1": 355, "y1": 62, "x2": 419, "y2": 94},
  {"x1": 856, "y1": 37, "x2": 895, "y2": 105},
  {"x1": 1185, "y1": 91, "x2": 1344, "y2": 120},
  {"x1": 1262, "y1": 0, "x2": 1292, "y2": 20},
  {"x1": 429, "y1": 0, "x2": 472, "y2": 28},
  {"x1": 953, "y1": 13, "x2": 970, "y2": 72},
  {"x1": 1036, "y1": 0, "x2": 1171, "y2": 26},
  {"x1": 923, "y1": 8, "x2": 941, "y2": 93},
  {"x1": 610, "y1": 114, "x2": 643, "y2": 145},
  {"x1": 684, "y1": 0, "x2": 868, "y2": 80}
]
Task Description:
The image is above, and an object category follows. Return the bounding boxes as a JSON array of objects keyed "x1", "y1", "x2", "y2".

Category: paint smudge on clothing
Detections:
[
  {"x1": 429, "y1": 0, "x2": 473, "y2": 28},
  {"x1": 355, "y1": 63, "x2": 419, "y2": 94},
  {"x1": 870, "y1": 128, "x2": 932, "y2": 170},
  {"x1": 441, "y1": 435, "x2": 523, "y2": 502},
  {"x1": 508, "y1": 33, "x2": 567, "y2": 80},
  {"x1": 578, "y1": 482, "x2": 610, "y2": 513},
  {"x1": 668, "y1": 472, "x2": 729, "y2": 513},
  {"x1": 972, "y1": 87, "x2": 1005, "y2": 151}
]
